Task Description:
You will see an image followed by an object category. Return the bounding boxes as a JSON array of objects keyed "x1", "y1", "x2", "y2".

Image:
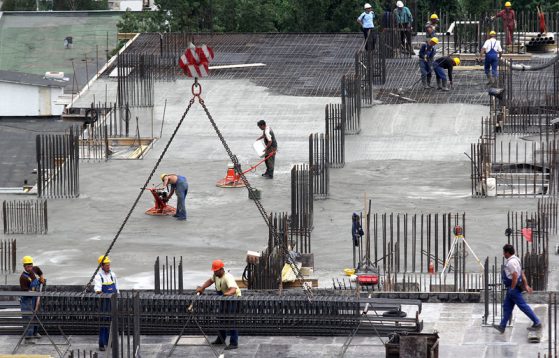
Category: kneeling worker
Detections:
[
  {"x1": 433, "y1": 57, "x2": 460, "y2": 91},
  {"x1": 196, "y1": 260, "x2": 241, "y2": 350}
]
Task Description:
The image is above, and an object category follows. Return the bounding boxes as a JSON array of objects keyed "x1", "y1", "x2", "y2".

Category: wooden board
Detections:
[
  {"x1": 457, "y1": 53, "x2": 533, "y2": 61},
  {"x1": 235, "y1": 278, "x2": 318, "y2": 289}
]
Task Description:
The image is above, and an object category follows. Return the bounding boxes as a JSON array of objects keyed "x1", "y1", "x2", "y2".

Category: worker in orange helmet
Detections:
[
  {"x1": 196, "y1": 260, "x2": 241, "y2": 350},
  {"x1": 492, "y1": 2, "x2": 516, "y2": 46}
]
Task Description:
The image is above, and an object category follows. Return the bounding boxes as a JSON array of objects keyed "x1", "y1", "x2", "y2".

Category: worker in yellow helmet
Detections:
[
  {"x1": 19, "y1": 255, "x2": 45, "y2": 344},
  {"x1": 425, "y1": 13, "x2": 439, "y2": 40},
  {"x1": 418, "y1": 37, "x2": 438, "y2": 89},
  {"x1": 433, "y1": 57, "x2": 460, "y2": 91},
  {"x1": 492, "y1": 2, "x2": 516, "y2": 46},
  {"x1": 94, "y1": 255, "x2": 118, "y2": 351},
  {"x1": 480, "y1": 31, "x2": 503, "y2": 86}
]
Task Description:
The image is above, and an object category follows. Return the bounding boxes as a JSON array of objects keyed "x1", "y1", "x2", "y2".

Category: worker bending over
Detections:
[
  {"x1": 480, "y1": 31, "x2": 502, "y2": 87},
  {"x1": 433, "y1": 57, "x2": 460, "y2": 91},
  {"x1": 19, "y1": 256, "x2": 45, "y2": 344},
  {"x1": 418, "y1": 37, "x2": 438, "y2": 89},
  {"x1": 197, "y1": 260, "x2": 241, "y2": 350},
  {"x1": 493, "y1": 2, "x2": 516, "y2": 46},
  {"x1": 161, "y1": 173, "x2": 188, "y2": 220},
  {"x1": 94, "y1": 255, "x2": 118, "y2": 352}
]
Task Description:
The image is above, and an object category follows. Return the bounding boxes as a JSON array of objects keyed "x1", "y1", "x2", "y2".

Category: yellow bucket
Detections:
[{"x1": 344, "y1": 268, "x2": 355, "y2": 276}]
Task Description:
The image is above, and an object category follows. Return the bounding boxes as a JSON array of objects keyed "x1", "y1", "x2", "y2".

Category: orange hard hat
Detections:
[{"x1": 211, "y1": 259, "x2": 225, "y2": 271}]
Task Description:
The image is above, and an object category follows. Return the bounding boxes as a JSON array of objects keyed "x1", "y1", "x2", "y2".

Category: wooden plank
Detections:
[
  {"x1": 235, "y1": 278, "x2": 318, "y2": 289},
  {"x1": 117, "y1": 32, "x2": 138, "y2": 40},
  {"x1": 457, "y1": 53, "x2": 532, "y2": 61}
]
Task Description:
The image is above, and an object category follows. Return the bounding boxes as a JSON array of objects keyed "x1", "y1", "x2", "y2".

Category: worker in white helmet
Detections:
[
  {"x1": 393, "y1": 1, "x2": 414, "y2": 54},
  {"x1": 357, "y1": 3, "x2": 376, "y2": 50}
]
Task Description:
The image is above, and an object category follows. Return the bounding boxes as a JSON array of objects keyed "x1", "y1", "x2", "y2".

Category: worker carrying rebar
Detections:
[
  {"x1": 393, "y1": 1, "x2": 413, "y2": 54},
  {"x1": 357, "y1": 3, "x2": 376, "y2": 50},
  {"x1": 197, "y1": 260, "x2": 241, "y2": 350},
  {"x1": 493, "y1": 244, "x2": 542, "y2": 334},
  {"x1": 418, "y1": 37, "x2": 438, "y2": 89},
  {"x1": 256, "y1": 120, "x2": 277, "y2": 179},
  {"x1": 19, "y1": 255, "x2": 45, "y2": 344},
  {"x1": 94, "y1": 255, "x2": 118, "y2": 352},
  {"x1": 161, "y1": 173, "x2": 188, "y2": 220},
  {"x1": 492, "y1": 2, "x2": 516, "y2": 46},
  {"x1": 433, "y1": 57, "x2": 460, "y2": 91},
  {"x1": 479, "y1": 31, "x2": 502, "y2": 87},
  {"x1": 425, "y1": 13, "x2": 439, "y2": 40}
]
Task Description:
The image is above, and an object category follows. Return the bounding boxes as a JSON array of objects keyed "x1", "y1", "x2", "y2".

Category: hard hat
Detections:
[
  {"x1": 430, "y1": 14, "x2": 439, "y2": 20},
  {"x1": 160, "y1": 173, "x2": 167, "y2": 181},
  {"x1": 364, "y1": 3, "x2": 372, "y2": 9},
  {"x1": 22, "y1": 256, "x2": 33, "y2": 265},
  {"x1": 430, "y1": 37, "x2": 439, "y2": 45},
  {"x1": 505, "y1": 1, "x2": 511, "y2": 7},
  {"x1": 453, "y1": 57, "x2": 461, "y2": 66},
  {"x1": 396, "y1": 1, "x2": 404, "y2": 8},
  {"x1": 98, "y1": 255, "x2": 111, "y2": 264},
  {"x1": 211, "y1": 259, "x2": 225, "y2": 271},
  {"x1": 489, "y1": 30, "x2": 496, "y2": 36}
]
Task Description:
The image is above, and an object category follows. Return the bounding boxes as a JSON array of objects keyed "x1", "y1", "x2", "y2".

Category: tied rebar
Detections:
[{"x1": 2, "y1": 200, "x2": 47, "y2": 235}]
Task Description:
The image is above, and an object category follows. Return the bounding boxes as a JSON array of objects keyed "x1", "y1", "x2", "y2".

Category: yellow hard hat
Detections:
[
  {"x1": 22, "y1": 256, "x2": 33, "y2": 265},
  {"x1": 453, "y1": 57, "x2": 461, "y2": 66},
  {"x1": 98, "y1": 255, "x2": 111, "y2": 264},
  {"x1": 489, "y1": 30, "x2": 496, "y2": 36},
  {"x1": 430, "y1": 37, "x2": 439, "y2": 45},
  {"x1": 430, "y1": 14, "x2": 439, "y2": 20},
  {"x1": 505, "y1": 2, "x2": 511, "y2": 7},
  {"x1": 160, "y1": 173, "x2": 168, "y2": 182}
]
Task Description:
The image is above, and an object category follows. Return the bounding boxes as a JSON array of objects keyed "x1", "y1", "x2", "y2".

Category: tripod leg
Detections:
[
  {"x1": 461, "y1": 237, "x2": 485, "y2": 270},
  {"x1": 167, "y1": 315, "x2": 193, "y2": 358},
  {"x1": 441, "y1": 237, "x2": 458, "y2": 277}
]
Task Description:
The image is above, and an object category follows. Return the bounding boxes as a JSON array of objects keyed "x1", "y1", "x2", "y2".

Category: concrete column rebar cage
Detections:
[
  {"x1": 0, "y1": 239, "x2": 16, "y2": 274},
  {"x1": 309, "y1": 133, "x2": 329, "y2": 200},
  {"x1": 2, "y1": 200, "x2": 47, "y2": 235},
  {"x1": 482, "y1": 256, "x2": 505, "y2": 327},
  {"x1": 154, "y1": 256, "x2": 184, "y2": 294},
  {"x1": 325, "y1": 103, "x2": 345, "y2": 168}
]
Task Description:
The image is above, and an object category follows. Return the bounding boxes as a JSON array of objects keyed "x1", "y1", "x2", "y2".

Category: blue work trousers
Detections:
[
  {"x1": 419, "y1": 60, "x2": 432, "y2": 78},
  {"x1": 20, "y1": 297, "x2": 38, "y2": 337},
  {"x1": 217, "y1": 292, "x2": 239, "y2": 346},
  {"x1": 499, "y1": 287, "x2": 541, "y2": 328},
  {"x1": 433, "y1": 63, "x2": 447, "y2": 81},
  {"x1": 175, "y1": 179, "x2": 188, "y2": 220},
  {"x1": 485, "y1": 53, "x2": 499, "y2": 77},
  {"x1": 99, "y1": 299, "x2": 111, "y2": 347}
]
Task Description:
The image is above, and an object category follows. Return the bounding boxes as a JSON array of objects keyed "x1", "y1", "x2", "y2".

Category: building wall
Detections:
[{"x1": 0, "y1": 82, "x2": 64, "y2": 116}]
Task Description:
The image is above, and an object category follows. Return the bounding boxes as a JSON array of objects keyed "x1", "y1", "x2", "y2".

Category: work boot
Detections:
[
  {"x1": 441, "y1": 80, "x2": 450, "y2": 91},
  {"x1": 421, "y1": 77, "x2": 429, "y2": 89},
  {"x1": 224, "y1": 344, "x2": 238, "y2": 350},
  {"x1": 426, "y1": 75, "x2": 434, "y2": 88},
  {"x1": 493, "y1": 324, "x2": 505, "y2": 334},
  {"x1": 486, "y1": 74, "x2": 492, "y2": 86},
  {"x1": 527, "y1": 323, "x2": 543, "y2": 331},
  {"x1": 211, "y1": 338, "x2": 225, "y2": 345},
  {"x1": 24, "y1": 337, "x2": 36, "y2": 344},
  {"x1": 492, "y1": 76, "x2": 499, "y2": 87},
  {"x1": 436, "y1": 78, "x2": 442, "y2": 90}
]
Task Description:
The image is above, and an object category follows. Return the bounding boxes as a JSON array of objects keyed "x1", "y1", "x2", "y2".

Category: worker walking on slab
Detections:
[
  {"x1": 425, "y1": 14, "x2": 439, "y2": 40},
  {"x1": 433, "y1": 57, "x2": 460, "y2": 91},
  {"x1": 357, "y1": 3, "x2": 376, "y2": 50},
  {"x1": 94, "y1": 255, "x2": 118, "y2": 352},
  {"x1": 418, "y1": 37, "x2": 438, "y2": 89},
  {"x1": 19, "y1": 256, "x2": 45, "y2": 344},
  {"x1": 394, "y1": 1, "x2": 413, "y2": 54},
  {"x1": 492, "y1": 2, "x2": 516, "y2": 46},
  {"x1": 480, "y1": 31, "x2": 502, "y2": 87},
  {"x1": 257, "y1": 120, "x2": 277, "y2": 179},
  {"x1": 494, "y1": 244, "x2": 542, "y2": 334},
  {"x1": 197, "y1": 260, "x2": 241, "y2": 350},
  {"x1": 161, "y1": 173, "x2": 188, "y2": 220}
]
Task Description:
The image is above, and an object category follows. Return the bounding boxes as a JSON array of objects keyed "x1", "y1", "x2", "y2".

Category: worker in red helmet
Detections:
[{"x1": 197, "y1": 260, "x2": 241, "y2": 350}]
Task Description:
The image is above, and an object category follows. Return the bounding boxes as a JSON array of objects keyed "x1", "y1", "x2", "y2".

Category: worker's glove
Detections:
[
  {"x1": 39, "y1": 277, "x2": 46, "y2": 284},
  {"x1": 195, "y1": 286, "x2": 205, "y2": 294}
]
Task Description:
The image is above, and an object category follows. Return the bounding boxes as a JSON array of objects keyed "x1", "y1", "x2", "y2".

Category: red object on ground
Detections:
[
  {"x1": 179, "y1": 44, "x2": 215, "y2": 78},
  {"x1": 522, "y1": 227, "x2": 533, "y2": 243},
  {"x1": 216, "y1": 165, "x2": 245, "y2": 188},
  {"x1": 145, "y1": 188, "x2": 176, "y2": 216},
  {"x1": 357, "y1": 274, "x2": 379, "y2": 286}
]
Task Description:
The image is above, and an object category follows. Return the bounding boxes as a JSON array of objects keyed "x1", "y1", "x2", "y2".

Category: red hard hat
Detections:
[{"x1": 211, "y1": 259, "x2": 224, "y2": 271}]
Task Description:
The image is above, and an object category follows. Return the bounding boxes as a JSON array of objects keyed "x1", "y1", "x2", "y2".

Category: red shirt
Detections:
[{"x1": 496, "y1": 9, "x2": 516, "y2": 25}]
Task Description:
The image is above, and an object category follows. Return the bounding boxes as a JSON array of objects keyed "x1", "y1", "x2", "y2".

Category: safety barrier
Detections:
[
  {"x1": 36, "y1": 127, "x2": 80, "y2": 199},
  {"x1": 309, "y1": 133, "x2": 329, "y2": 199},
  {"x1": 154, "y1": 256, "x2": 183, "y2": 294},
  {"x1": 2, "y1": 200, "x2": 47, "y2": 235}
]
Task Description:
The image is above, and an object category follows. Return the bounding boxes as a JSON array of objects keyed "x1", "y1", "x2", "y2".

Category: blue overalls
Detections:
[
  {"x1": 499, "y1": 263, "x2": 540, "y2": 329},
  {"x1": 171, "y1": 175, "x2": 188, "y2": 220},
  {"x1": 418, "y1": 43, "x2": 436, "y2": 79},
  {"x1": 484, "y1": 40, "x2": 499, "y2": 77},
  {"x1": 99, "y1": 273, "x2": 117, "y2": 348},
  {"x1": 20, "y1": 272, "x2": 40, "y2": 337}
]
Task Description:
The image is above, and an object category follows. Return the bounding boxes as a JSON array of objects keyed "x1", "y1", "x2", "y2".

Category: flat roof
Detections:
[{"x1": 0, "y1": 69, "x2": 67, "y2": 87}]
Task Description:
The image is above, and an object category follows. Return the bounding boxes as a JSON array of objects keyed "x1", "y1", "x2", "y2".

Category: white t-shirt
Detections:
[
  {"x1": 482, "y1": 38, "x2": 502, "y2": 53},
  {"x1": 503, "y1": 255, "x2": 522, "y2": 279},
  {"x1": 212, "y1": 272, "x2": 241, "y2": 296},
  {"x1": 94, "y1": 270, "x2": 118, "y2": 293}
]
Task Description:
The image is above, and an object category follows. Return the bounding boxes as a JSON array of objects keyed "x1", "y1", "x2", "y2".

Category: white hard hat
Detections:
[
  {"x1": 396, "y1": 1, "x2": 404, "y2": 7},
  {"x1": 364, "y1": 3, "x2": 372, "y2": 9}
]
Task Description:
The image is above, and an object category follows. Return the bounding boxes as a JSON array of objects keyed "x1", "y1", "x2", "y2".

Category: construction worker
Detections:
[
  {"x1": 256, "y1": 120, "x2": 277, "y2": 179},
  {"x1": 425, "y1": 13, "x2": 439, "y2": 40},
  {"x1": 196, "y1": 260, "x2": 241, "y2": 350},
  {"x1": 493, "y1": 244, "x2": 542, "y2": 334},
  {"x1": 418, "y1": 37, "x2": 438, "y2": 89},
  {"x1": 480, "y1": 31, "x2": 502, "y2": 87},
  {"x1": 19, "y1": 256, "x2": 45, "y2": 344},
  {"x1": 433, "y1": 57, "x2": 460, "y2": 91},
  {"x1": 161, "y1": 173, "x2": 188, "y2": 220},
  {"x1": 357, "y1": 3, "x2": 376, "y2": 50},
  {"x1": 493, "y1": 2, "x2": 516, "y2": 46},
  {"x1": 393, "y1": 1, "x2": 413, "y2": 54},
  {"x1": 351, "y1": 213, "x2": 365, "y2": 269},
  {"x1": 94, "y1": 255, "x2": 118, "y2": 352}
]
